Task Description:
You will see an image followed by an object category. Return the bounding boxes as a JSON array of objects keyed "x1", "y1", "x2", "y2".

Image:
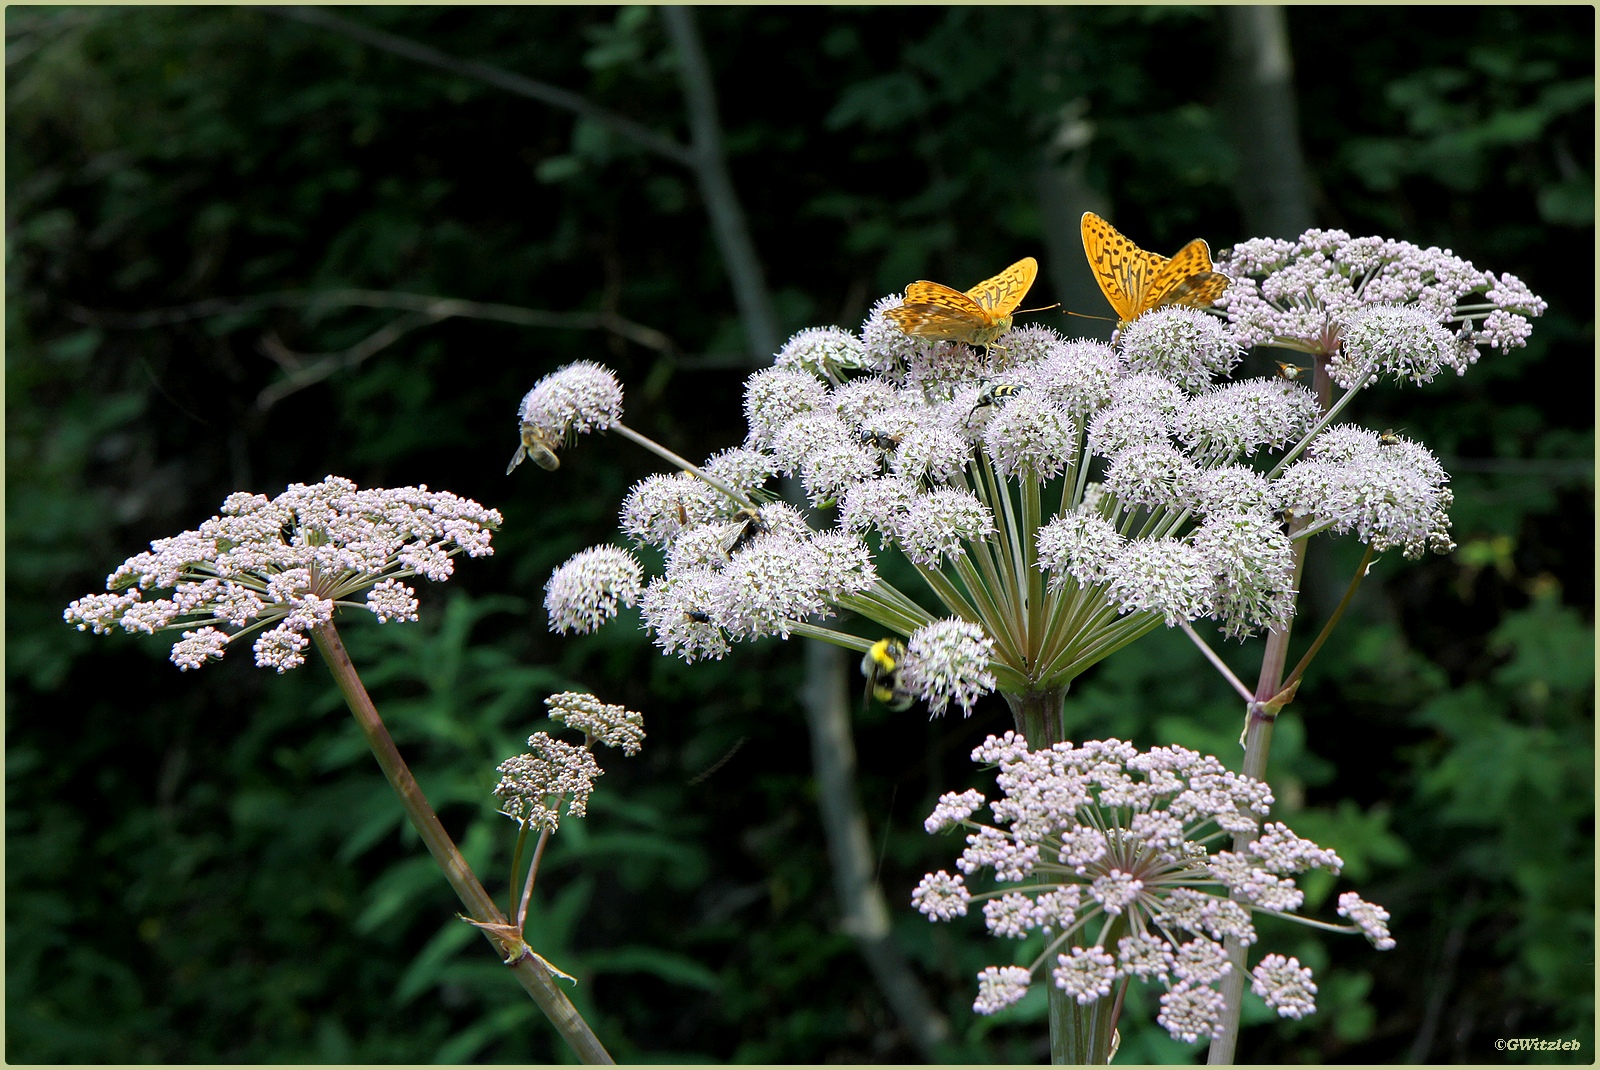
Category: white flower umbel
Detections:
[
  {"x1": 546, "y1": 690, "x2": 647, "y2": 756},
  {"x1": 528, "y1": 229, "x2": 1538, "y2": 733},
  {"x1": 544, "y1": 546, "x2": 642, "y2": 634},
  {"x1": 1214, "y1": 228, "x2": 1545, "y2": 373},
  {"x1": 1276, "y1": 426, "x2": 1455, "y2": 558},
  {"x1": 495, "y1": 733, "x2": 604, "y2": 832},
  {"x1": 64, "y1": 475, "x2": 502, "y2": 672},
  {"x1": 917, "y1": 733, "x2": 1392, "y2": 1041}
]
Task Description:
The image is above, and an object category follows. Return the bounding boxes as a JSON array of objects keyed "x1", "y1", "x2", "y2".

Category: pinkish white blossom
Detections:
[{"x1": 64, "y1": 476, "x2": 500, "y2": 672}]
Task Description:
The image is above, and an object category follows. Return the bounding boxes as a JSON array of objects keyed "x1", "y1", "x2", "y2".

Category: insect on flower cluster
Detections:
[{"x1": 528, "y1": 212, "x2": 1547, "y2": 717}]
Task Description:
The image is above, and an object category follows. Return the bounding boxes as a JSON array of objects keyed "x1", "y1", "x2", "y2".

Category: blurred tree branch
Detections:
[
  {"x1": 271, "y1": 6, "x2": 694, "y2": 167},
  {"x1": 69, "y1": 291, "x2": 679, "y2": 411},
  {"x1": 660, "y1": 6, "x2": 780, "y2": 358},
  {"x1": 1218, "y1": 5, "x2": 1314, "y2": 238},
  {"x1": 271, "y1": 5, "x2": 779, "y2": 363}
]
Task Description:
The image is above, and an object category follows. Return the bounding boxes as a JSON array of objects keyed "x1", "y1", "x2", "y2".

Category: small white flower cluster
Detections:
[
  {"x1": 914, "y1": 733, "x2": 1392, "y2": 1042},
  {"x1": 64, "y1": 476, "x2": 501, "y2": 672},
  {"x1": 493, "y1": 733, "x2": 603, "y2": 832},
  {"x1": 1215, "y1": 229, "x2": 1545, "y2": 379},
  {"x1": 1277, "y1": 426, "x2": 1455, "y2": 558},
  {"x1": 899, "y1": 618, "x2": 998, "y2": 717},
  {"x1": 545, "y1": 691, "x2": 646, "y2": 756},
  {"x1": 493, "y1": 691, "x2": 646, "y2": 831}
]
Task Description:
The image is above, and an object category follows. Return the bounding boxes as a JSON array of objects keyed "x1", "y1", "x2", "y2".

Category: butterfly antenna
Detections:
[
  {"x1": 1063, "y1": 309, "x2": 1116, "y2": 323},
  {"x1": 1015, "y1": 302, "x2": 1061, "y2": 314}
]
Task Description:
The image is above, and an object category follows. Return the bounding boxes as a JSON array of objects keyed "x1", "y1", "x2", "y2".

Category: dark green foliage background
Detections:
[{"x1": 8, "y1": 6, "x2": 1592, "y2": 1063}]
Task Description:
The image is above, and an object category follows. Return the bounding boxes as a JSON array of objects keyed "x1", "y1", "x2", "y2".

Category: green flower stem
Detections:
[
  {"x1": 960, "y1": 468, "x2": 1025, "y2": 632},
  {"x1": 1280, "y1": 544, "x2": 1377, "y2": 694},
  {"x1": 1039, "y1": 606, "x2": 1162, "y2": 683},
  {"x1": 1264, "y1": 361, "x2": 1373, "y2": 479},
  {"x1": 1032, "y1": 578, "x2": 1082, "y2": 677},
  {"x1": 1020, "y1": 474, "x2": 1047, "y2": 666},
  {"x1": 785, "y1": 619, "x2": 875, "y2": 653},
  {"x1": 911, "y1": 559, "x2": 986, "y2": 632},
  {"x1": 608, "y1": 420, "x2": 752, "y2": 506},
  {"x1": 1179, "y1": 622, "x2": 1257, "y2": 704},
  {"x1": 1207, "y1": 528, "x2": 1311, "y2": 1065},
  {"x1": 944, "y1": 553, "x2": 1028, "y2": 667},
  {"x1": 837, "y1": 585, "x2": 936, "y2": 636},
  {"x1": 986, "y1": 465, "x2": 1029, "y2": 614},
  {"x1": 310, "y1": 622, "x2": 614, "y2": 1065},
  {"x1": 516, "y1": 827, "x2": 552, "y2": 931}
]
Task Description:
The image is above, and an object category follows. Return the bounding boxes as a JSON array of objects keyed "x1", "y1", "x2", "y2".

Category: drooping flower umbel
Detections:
[
  {"x1": 534, "y1": 228, "x2": 1540, "y2": 718},
  {"x1": 914, "y1": 733, "x2": 1393, "y2": 1041},
  {"x1": 64, "y1": 475, "x2": 502, "y2": 672}
]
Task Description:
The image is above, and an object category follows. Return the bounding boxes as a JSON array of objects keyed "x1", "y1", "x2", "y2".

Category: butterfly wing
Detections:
[
  {"x1": 887, "y1": 280, "x2": 991, "y2": 339},
  {"x1": 1081, "y1": 212, "x2": 1168, "y2": 324},
  {"x1": 1157, "y1": 270, "x2": 1230, "y2": 310},
  {"x1": 964, "y1": 257, "x2": 1038, "y2": 317},
  {"x1": 1147, "y1": 237, "x2": 1229, "y2": 309}
]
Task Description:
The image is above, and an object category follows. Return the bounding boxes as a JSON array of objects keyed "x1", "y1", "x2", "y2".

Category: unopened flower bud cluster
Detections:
[
  {"x1": 63, "y1": 476, "x2": 501, "y2": 673},
  {"x1": 493, "y1": 691, "x2": 646, "y2": 832},
  {"x1": 914, "y1": 733, "x2": 1393, "y2": 1042}
]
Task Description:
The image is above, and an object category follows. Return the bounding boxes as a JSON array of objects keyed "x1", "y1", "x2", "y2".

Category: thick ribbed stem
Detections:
[{"x1": 1005, "y1": 686, "x2": 1115, "y2": 1065}]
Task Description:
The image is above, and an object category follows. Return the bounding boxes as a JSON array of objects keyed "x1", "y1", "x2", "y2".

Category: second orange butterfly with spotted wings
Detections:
[
  {"x1": 1080, "y1": 212, "x2": 1229, "y2": 330},
  {"x1": 886, "y1": 256, "x2": 1043, "y2": 351}
]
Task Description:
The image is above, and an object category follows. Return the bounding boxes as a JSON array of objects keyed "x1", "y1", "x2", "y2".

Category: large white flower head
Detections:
[
  {"x1": 545, "y1": 546, "x2": 643, "y2": 635},
  {"x1": 542, "y1": 224, "x2": 1536, "y2": 706},
  {"x1": 65, "y1": 476, "x2": 502, "y2": 672},
  {"x1": 917, "y1": 734, "x2": 1391, "y2": 1041}
]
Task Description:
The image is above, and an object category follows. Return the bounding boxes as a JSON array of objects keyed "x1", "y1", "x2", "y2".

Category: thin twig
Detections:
[
  {"x1": 255, "y1": 311, "x2": 441, "y2": 411},
  {"x1": 269, "y1": 6, "x2": 694, "y2": 167},
  {"x1": 607, "y1": 421, "x2": 752, "y2": 506},
  {"x1": 68, "y1": 289, "x2": 677, "y2": 352}
]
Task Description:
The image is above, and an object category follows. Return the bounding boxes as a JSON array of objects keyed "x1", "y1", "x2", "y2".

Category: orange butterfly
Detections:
[
  {"x1": 886, "y1": 256, "x2": 1041, "y2": 351},
  {"x1": 1080, "y1": 212, "x2": 1229, "y2": 330}
]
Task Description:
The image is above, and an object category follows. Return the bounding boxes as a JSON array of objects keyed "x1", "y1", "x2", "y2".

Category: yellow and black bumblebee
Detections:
[
  {"x1": 1273, "y1": 504, "x2": 1308, "y2": 534},
  {"x1": 1273, "y1": 361, "x2": 1306, "y2": 382},
  {"x1": 967, "y1": 381, "x2": 1023, "y2": 421},
  {"x1": 861, "y1": 637, "x2": 914, "y2": 711},
  {"x1": 1377, "y1": 427, "x2": 1404, "y2": 447},
  {"x1": 506, "y1": 424, "x2": 561, "y2": 474}
]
